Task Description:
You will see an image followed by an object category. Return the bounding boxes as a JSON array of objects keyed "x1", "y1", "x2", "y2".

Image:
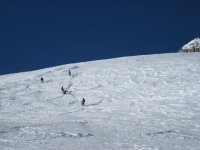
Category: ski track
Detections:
[{"x1": 0, "y1": 53, "x2": 200, "y2": 149}]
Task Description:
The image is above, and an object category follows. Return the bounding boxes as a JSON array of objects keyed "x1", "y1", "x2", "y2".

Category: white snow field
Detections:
[{"x1": 0, "y1": 53, "x2": 200, "y2": 150}]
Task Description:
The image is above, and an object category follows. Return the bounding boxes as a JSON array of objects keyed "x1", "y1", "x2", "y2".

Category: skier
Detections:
[
  {"x1": 61, "y1": 86, "x2": 64, "y2": 92},
  {"x1": 40, "y1": 77, "x2": 44, "y2": 83},
  {"x1": 61, "y1": 86, "x2": 66, "y2": 94},
  {"x1": 68, "y1": 70, "x2": 71, "y2": 76},
  {"x1": 81, "y1": 98, "x2": 86, "y2": 106}
]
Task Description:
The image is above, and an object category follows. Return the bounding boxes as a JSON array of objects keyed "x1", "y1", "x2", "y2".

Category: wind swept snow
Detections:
[{"x1": 0, "y1": 53, "x2": 200, "y2": 150}]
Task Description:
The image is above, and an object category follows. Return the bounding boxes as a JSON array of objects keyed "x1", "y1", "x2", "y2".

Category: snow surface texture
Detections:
[
  {"x1": 182, "y1": 38, "x2": 200, "y2": 49},
  {"x1": 0, "y1": 53, "x2": 200, "y2": 150}
]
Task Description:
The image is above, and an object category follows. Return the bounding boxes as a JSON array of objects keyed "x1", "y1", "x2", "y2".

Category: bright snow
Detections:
[{"x1": 0, "y1": 53, "x2": 200, "y2": 150}]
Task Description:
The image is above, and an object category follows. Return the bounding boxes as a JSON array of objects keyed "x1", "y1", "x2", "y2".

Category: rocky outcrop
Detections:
[{"x1": 179, "y1": 38, "x2": 200, "y2": 52}]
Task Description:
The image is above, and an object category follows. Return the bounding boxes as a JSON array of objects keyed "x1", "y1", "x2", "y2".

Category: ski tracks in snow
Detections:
[{"x1": 1, "y1": 54, "x2": 200, "y2": 149}]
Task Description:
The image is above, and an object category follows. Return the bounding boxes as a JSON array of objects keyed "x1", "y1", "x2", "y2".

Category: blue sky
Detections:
[{"x1": 0, "y1": 0, "x2": 200, "y2": 75}]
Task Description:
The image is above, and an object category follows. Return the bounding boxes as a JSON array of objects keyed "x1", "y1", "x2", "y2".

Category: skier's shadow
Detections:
[{"x1": 84, "y1": 100, "x2": 102, "y2": 106}]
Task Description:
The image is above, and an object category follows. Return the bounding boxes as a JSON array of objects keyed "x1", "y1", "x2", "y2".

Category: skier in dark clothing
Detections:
[
  {"x1": 61, "y1": 86, "x2": 66, "y2": 94},
  {"x1": 81, "y1": 98, "x2": 86, "y2": 106},
  {"x1": 68, "y1": 70, "x2": 71, "y2": 76},
  {"x1": 61, "y1": 86, "x2": 64, "y2": 92},
  {"x1": 40, "y1": 77, "x2": 44, "y2": 83}
]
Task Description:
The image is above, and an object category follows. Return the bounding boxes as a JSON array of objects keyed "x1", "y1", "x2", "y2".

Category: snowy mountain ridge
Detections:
[
  {"x1": 182, "y1": 37, "x2": 200, "y2": 49},
  {"x1": 0, "y1": 53, "x2": 200, "y2": 150}
]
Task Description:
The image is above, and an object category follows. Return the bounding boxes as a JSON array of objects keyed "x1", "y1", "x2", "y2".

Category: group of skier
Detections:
[{"x1": 40, "y1": 69, "x2": 86, "y2": 106}]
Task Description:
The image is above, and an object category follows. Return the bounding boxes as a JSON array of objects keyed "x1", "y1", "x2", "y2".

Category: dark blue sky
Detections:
[{"x1": 1, "y1": 0, "x2": 200, "y2": 75}]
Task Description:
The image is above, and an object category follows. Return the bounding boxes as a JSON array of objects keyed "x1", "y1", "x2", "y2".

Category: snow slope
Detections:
[
  {"x1": 0, "y1": 53, "x2": 200, "y2": 150},
  {"x1": 182, "y1": 38, "x2": 200, "y2": 49}
]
